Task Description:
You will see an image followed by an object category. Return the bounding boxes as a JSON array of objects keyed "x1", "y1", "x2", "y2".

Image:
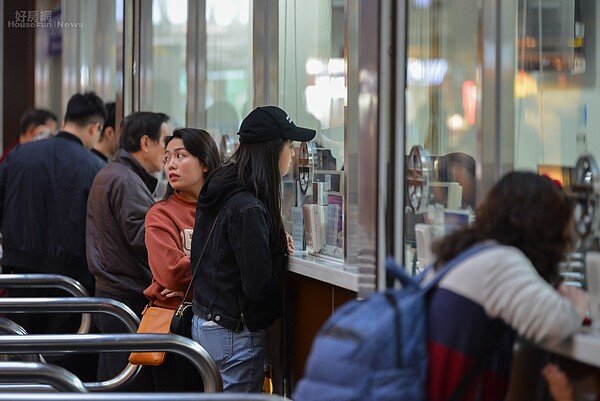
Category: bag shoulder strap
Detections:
[{"x1": 178, "y1": 209, "x2": 222, "y2": 311}]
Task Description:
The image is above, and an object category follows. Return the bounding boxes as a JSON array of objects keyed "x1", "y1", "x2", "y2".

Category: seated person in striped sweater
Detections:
[{"x1": 426, "y1": 171, "x2": 589, "y2": 401}]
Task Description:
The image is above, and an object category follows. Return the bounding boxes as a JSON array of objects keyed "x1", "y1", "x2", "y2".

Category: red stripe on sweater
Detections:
[{"x1": 428, "y1": 341, "x2": 509, "y2": 401}]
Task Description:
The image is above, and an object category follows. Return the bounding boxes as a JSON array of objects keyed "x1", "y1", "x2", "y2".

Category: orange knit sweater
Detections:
[{"x1": 143, "y1": 192, "x2": 197, "y2": 309}]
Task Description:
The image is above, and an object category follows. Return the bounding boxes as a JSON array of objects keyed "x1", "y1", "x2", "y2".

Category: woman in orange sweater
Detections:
[{"x1": 143, "y1": 127, "x2": 220, "y2": 391}]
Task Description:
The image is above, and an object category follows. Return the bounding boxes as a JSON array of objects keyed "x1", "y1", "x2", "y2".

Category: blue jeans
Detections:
[{"x1": 192, "y1": 314, "x2": 266, "y2": 392}]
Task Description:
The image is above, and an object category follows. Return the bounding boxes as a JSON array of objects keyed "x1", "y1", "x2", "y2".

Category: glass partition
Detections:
[
  {"x1": 34, "y1": 0, "x2": 118, "y2": 113},
  {"x1": 279, "y1": 0, "x2": 346, "y2": 262},
  {"x1": 403, "y1": 0, "x2": 480, "y2": 273},
  {"x1": 139, "y1": 0, "x2": 188, "y2": 127},
  {"x1": 514, "y1": 0, "x2": 598, "y2": 289},
  {"x1": 403, "y1": 0, "x2": 600, "y2": 276},
  {"x1": 514, "y1": 0, "x2": 597, "y2": 174},
  {"x1": 205, "y1": 0, "x2": 253, "y2": 159}
]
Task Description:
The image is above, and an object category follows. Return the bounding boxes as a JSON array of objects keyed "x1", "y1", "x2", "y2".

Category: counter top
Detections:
[
  {"x1": 286, "y1": 255, "x2": 600, "y2": 364},
  {"x1": 541, "y1": 327, "x2": 600, "y2": 368},
  {"x1": 287, "y1": 253, "x2": 360, "y2": 292}
]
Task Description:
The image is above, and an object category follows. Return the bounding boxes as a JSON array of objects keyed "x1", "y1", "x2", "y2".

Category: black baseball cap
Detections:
[{"x1": 237, "y1": 106, "x2": 316, "y2": 144}]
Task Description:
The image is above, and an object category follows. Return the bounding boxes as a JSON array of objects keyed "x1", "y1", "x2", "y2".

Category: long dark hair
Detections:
[
  {"x1": 162, "y1": 128, "x2": 220, "y2": 200},
  {"x1": 231, "y1": 138, "x2": 287, "y2": 252},
  {"x1": 432, "y1": 171, "x2": 574, "y2": 285}
]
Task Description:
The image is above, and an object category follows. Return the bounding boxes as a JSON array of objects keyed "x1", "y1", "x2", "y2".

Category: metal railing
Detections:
[
  {"x1": 0, "y1": 297, "x2": 140, "y2": 333},
  {"x1": 0, "y1": 297, "x2": 141, "y2": 391},
  {"x1": 0, "y1": 274, "x2": 90, "y2": 333},
  {"x1": 0, "y1": 316, "x2": 28, "y2": 336},
  {"x1": 0, "y1": 317, "x2": 42, "y2": 363},
  {"x1": 0, "y1": 274, "x2": 89, "y2": 296},
  {"x1": 0, "y1": 362, "x2": 87, "y2": 393},
  {"x1": 0, "y1": 394, "x2": 287, "y2": 401},
  {"x1": 0, "y1": 333, "x2": 223, "y2": 392}
]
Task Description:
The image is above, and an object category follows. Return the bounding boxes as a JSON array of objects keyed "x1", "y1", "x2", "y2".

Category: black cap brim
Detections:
[{"x1": 283, "y1": 126, "x2": 316, "y2": 142}]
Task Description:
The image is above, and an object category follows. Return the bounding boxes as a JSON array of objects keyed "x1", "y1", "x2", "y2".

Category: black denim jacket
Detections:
[{"x1": 191, "y1": 168, "x2": 286, "y2": 332}]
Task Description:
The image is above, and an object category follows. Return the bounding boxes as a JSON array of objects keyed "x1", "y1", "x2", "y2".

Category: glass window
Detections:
[
  {"x1": 279, "y1": 0, "x2": 346, "y2": 261},
  {"x1": 205, "y1": 0, "x2": 253, "y2": 160},
  {"x1": 514, "y1": 0, "x2": 596, "y2": 173},
  {"x1": 404, "y1": 0, "x2": 480, "y2": 273},
  {"x1": 514, "y1": 0, "x2": 597, "y2": 289},
  {"x1": 141, "y1": 0, "x2": 188, "y2": 127},
  {"x1": 34, "y1": 0, "x2": 118, "y2": 112}
]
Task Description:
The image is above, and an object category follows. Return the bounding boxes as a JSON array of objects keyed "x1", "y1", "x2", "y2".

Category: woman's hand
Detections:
[
  {"x1": 542, "y1": 363, "x2": 574, "y2": 401},
  {"x1": 558, "y1": 283, "x2": 590, "y2": 321},
  {"x1": 161, "y1": 288, "x2": 184, "y2": 299},
  {"x1": 286, "y1": 232, "x2": 295, "y2": 255}
]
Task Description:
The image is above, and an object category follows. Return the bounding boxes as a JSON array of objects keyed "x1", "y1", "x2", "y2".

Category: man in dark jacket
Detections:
[
  {"x1": 0, "y1": 108, "x2": 58, "y2": 164},
  {"x1": 86, "y1": 111, "x2": 169, "y2": 388},
  {"x1": 91, "y1": 101, "x2": 118, "y2": 164},
  {"x1": 0, "y1": 91, "x2": 107, "y2": 378}
]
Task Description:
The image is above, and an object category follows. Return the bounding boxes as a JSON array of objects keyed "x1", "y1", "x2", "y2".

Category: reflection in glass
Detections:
[
  {"x1": 205, "y1": 0, "x2": 252, "y2": 148},
  {"x1": 146, "y1": 0, "x2": 188, "y2": 127},
  {"x1": 514, "y1": 0, "x2": 596, "y2": 173},
  {"x1": 34, "y1": 0, "x2": 118, "y2": 111},
  {"x1": 404, "y1": 1, "x2": 480, "y2": 274},
  {"x1": 280, "y1": 0, "x2": 346, "y2": 261}
]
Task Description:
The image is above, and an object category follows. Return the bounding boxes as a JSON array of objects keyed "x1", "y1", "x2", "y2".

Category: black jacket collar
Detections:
[
  {"x1": 112, "y1": 148, "x2": 158, "y2": 193},
  {"x1": 56, "y1": 131, "x2": 84, "y2": 146}
]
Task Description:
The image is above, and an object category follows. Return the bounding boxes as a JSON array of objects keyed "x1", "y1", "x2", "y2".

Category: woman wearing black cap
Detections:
[{"x1": 189, "y1": 106, "x2": 316, "y2": 392}]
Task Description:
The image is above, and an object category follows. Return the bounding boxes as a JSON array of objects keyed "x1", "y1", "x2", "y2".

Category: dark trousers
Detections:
[
  {"x1": 94, "y1": 288, "x2": 155, "y2": 391},
  {"x1": 152, "y1": 353, "x2": 205, "y2": 392}
]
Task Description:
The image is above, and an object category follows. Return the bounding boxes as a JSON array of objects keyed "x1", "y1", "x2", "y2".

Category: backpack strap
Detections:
[
  {"x1": 385, "y1": 243, "x2": 495, "y2": 292},
  {"x1": 421, "y1": 243, "x2": 494, "y2": 293},
  {"x1": 384, "y1": 241, "x2": 498, "y2": 393}
]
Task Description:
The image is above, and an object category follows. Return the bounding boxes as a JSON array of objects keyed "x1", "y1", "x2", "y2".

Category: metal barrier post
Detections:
[
  {"x1": 0, "y1": 274, "x2": 91, "y2": 333},
  {"x1": 0, "y1": 393, "x2": 288, "y2": 401},
  {"x1": 0, "y1": 297, "x2": 139, "y2": 333},
  {"x1": 0, "y1": 274, "x2": 89, "y2": 297},
  {"x1": 0, "y1": 333, "x2": 223, "y2": 392},
  {"x1": 0, "y1": 298, "x2": 141, "y2": 390},
  {"x1": 0, "y1": 362, "x2": 87, "y2": 393}
]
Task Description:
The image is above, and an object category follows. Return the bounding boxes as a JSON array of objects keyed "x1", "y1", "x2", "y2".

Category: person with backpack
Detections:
[
  {"x1": 190, "y1": 106, "x2": 315, "y2": 392},
  {"x1": 294, "y1": 171, "x2": 588, "y2": 401},
  {"x1": 426, "y1": 171, "x2": 588, "y2": 401}
]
